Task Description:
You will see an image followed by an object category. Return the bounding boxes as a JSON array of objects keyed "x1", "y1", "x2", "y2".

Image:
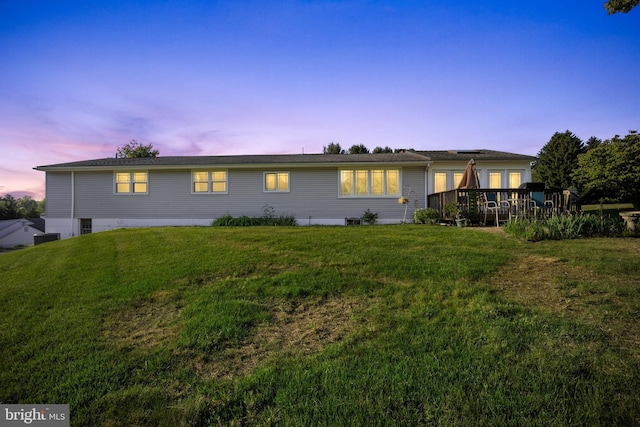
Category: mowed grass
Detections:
[{"x1": 1, "y1": 226, "x2": 639, "y2": 426}]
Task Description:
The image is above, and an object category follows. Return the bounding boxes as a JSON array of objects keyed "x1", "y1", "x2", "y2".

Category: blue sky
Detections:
[{"x1": 1, "y1": 0, "x2": 638, "y2": 199}]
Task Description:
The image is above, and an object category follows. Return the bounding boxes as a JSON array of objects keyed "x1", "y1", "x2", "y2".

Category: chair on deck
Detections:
[
  {"x1": 480, "y1": 193, "x2": 510, "y2": 227},
  {"x1": 531, "y1": 191, "x2": 554, "y2": 218}
]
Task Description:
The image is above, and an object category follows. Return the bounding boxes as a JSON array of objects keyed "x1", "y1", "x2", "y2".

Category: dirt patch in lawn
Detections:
[
  {"x1": 102, "y1": 291, "x2": 371, "y2": 379},
  {"x1": 188, "y1": 296, "x2": 371, "y2": 380},
  {"x1": 102, "y1": 290, "x2": 183, "y2": 350},
  {"x1": 473, "y1": 226, "x2": 507, "y2": 235},
  {"x1": 488, "y1": 254, "x2": 595, "y2": 314},
  {"x1": 488, "y1": 253, "x2": 640, "y2": 357}
]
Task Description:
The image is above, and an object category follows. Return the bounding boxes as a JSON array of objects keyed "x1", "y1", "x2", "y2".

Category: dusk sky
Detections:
[{"x1": 1, "y1": 1, "x2": 639, "y2": 200}]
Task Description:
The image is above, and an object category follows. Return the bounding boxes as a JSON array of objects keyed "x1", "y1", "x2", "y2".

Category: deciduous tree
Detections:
[
  {"x1": 17, "y1": 196, "x2": 39, "y2": 218},
  {"x1": 116, "y1": 140, "x2": 159, "y2": 158},
  {"x1": 0, "y1": 194, "x2": 18, "y2": 220},
  {"x1": 604, "y1": 0, "x2": 639, "y2": 14},
  {"x1": 573, "y1": 131, "x2": 640, "y2": 207},
  {"x1": 37, "y1": 199, "x2": 46, "y2": 217}
]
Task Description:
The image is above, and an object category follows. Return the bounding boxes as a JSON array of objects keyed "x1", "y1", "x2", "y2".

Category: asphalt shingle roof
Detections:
[
  {"x1": 416, "y1": 149, "x2": 536, "y2": 161},
  {"x1": 34, "y1": 149, "x2": 534, "y2": 171},
  {"x1": 35, "y1": 151, "x2": 430, "y2": 170}
]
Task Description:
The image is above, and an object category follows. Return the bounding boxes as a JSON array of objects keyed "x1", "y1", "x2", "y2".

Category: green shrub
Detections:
[
  {"x1": 503, "y1": 218, "x2": 546, "y2": 241},
  {"x1": 262, "y1": 215, "x2": 297, "y2": 226},
  {"x1": 505, "y1": 212, "x2": 627, "y2": 241},
  {"x1": 414, "y1": 207, "x2": 440, "y2": 224},
  {"x1": 212, "y1": 205, "x2": 297, "y2": 227},
  {"x1": 444, "y1": 202, "x2": 459, "y2": 218},
  {"x1": 211, "y1": 214, "x2": 235, "y2": 226},
  {"x1": 361, "y1": 209, "x2": 379, "y2": 225}
]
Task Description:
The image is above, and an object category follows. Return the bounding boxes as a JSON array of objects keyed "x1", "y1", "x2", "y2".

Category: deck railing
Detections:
[{"x1": 427, "y1": 188, "x2": 581, "y2": 225}]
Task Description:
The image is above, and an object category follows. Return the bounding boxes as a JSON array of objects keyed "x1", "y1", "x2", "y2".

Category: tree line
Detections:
[
  {"x1": 532, "y1": 130, "x2": 640, "y2": 208},
  {"x1": 0, "y1": 195, "x2": 44, "y2": 220},
  {"x1": 322, "y1": 142, "x2": 413, "y2": 154}
]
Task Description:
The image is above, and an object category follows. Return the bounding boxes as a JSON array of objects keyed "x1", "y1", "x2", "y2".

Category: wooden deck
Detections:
[{"x1": 427, "y1": 188, "x2": 581, "y2": 226}]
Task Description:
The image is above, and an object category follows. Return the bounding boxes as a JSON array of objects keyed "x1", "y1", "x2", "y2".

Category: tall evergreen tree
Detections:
[
  {"x1": 323, "y1": 142, "x2": 344, "y2": 154},
  {"x1": 532, "y1": 131, "x2": 585, "y2": 189},
  {"x1": 586, "y1": 136, "x2": 602, "y2": 150},
  {"x1": 348, "y1": 144, "x2": 369, "y2": 154},
  {"x1": 372, "y1": 146, "x2": 393, "y2": 153}
]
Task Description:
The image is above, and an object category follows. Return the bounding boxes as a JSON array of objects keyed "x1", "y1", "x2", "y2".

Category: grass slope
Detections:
[{"x1": 1, "y1": 226, "x2": 639, "y2": 426}]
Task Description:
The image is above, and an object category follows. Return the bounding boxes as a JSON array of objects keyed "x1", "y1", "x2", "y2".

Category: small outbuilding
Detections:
[{"x1": 0, "y1": 218, "x2": 45, "y2": 248}]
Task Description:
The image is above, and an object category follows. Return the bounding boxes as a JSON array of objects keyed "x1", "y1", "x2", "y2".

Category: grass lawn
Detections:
[
  {"x1": 1, "y1": 226, "x2": 639, "y2": 426},
  {"x1": 582, "y1": 203, "x2": 635, "y2": 211}
]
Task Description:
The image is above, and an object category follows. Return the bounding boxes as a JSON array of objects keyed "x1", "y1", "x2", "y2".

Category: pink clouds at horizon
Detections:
[{"x1": 2, "y1": 1, "x2": 638, "y2": 200}]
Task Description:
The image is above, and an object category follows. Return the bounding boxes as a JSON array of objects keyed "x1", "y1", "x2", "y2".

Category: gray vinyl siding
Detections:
[
  {"x1": 46, "y1": 172, "x2": 72, "y2": 217},
  {"x1": 62, "y1": 166, "x2": 426, "y2": 221}
]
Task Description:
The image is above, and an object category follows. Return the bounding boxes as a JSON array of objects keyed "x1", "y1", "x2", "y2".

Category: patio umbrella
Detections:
[
  {"x1": 456, "y1": 158, "x2": 483, "y2": 224},
  {"x1": 457, "y1": 159, "x2": 480, "y2": 189}
]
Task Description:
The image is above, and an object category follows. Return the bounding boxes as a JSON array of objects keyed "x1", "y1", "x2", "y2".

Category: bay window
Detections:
[{"x1": 339, "y1": 168, "x2": 400, "y2": 197}]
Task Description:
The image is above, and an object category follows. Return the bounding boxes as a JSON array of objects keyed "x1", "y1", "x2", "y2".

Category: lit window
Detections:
[
  {"x1": 508, "y1": 171, "x2": 522, "y2": 188},
  {"x1": 371, "y1": 170, "x2": 384, "y2": 195},
  {"x1": 264, "y1": 172, "x2": 289, "y2": 192},
  {"x1": 387, "y1": 170, "x2": 399, "y2": 195},
  {"x1": 115, "y1": 172, "x2": 148, "y2": 194},
  {"x1": 340, "y1": 170, "x2": 353, "y2": 196},
  {"x1": 116, "y1": 173, "x2": 130, "y2": 193},
  {"x1": 453, "y1": 172, "x2": 464, "y2": 188},
  {"x1": 489, "y1": 172, "x2": 502, "y2": 189},
  {"x1": 339, "y1": 169, "x2": 401, "y2": 197},
  {"x1": 434, "y1": 172, "x2": 447, "y2": 193},
  {"x1": 133, "y1": 173, "x2": 147, "y2": 193},
  {"x1": 356, "y1": 170, "x2": 368, "y2": 196},
  {"x1": 192, "y1": 171, "x2": 227, "y2": 193}
]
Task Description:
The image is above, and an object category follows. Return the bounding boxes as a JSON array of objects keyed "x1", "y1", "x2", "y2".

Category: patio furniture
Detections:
[
  {"x1": 481, "y1": 193, "x2": 510, "y2": 226},
  {"x1": 531, "y1": 191, "x2": 555, "y2": 218}
]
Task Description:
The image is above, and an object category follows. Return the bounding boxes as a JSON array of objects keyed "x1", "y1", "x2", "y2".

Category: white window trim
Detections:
[
  {"x1": 338, "y1": 168, "x2": 402, "y2": 198},
  {"x1": 263, "y1": 171, "x2": 290, "y2": 193},
  {"x1": 191, "y1": 170, "x2": 229, "y2": 194},
  {"x1": 113, "y1": 171, "x2": 149, "y2": 195}
]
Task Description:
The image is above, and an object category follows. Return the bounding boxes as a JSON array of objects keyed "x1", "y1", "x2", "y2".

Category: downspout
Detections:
[
  {"x1": 71, "y1": 171, "x2": 75, "y2": 237},
  {"x1": 424, "y1": 162, "x2": 431, "y2": 208}
]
